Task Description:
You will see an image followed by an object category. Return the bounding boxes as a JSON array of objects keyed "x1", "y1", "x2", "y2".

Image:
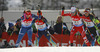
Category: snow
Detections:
[{"x1": 0, "y1": 47, "x2": 100, "y2": 52}]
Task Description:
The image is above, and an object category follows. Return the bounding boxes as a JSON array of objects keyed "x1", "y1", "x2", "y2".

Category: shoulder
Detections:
[
  {"x1": 41, "y1": 16, "x2": 46, "y2": 19},
  {"x1": 63, "y1": 23, "x2": 67, "y2": 26},
  {"x1": 31, "y1": 14, "x2": 38, "y2": 18},
  {"x1": 89, "y1": 14, "x2": 94, "y2": 17}
]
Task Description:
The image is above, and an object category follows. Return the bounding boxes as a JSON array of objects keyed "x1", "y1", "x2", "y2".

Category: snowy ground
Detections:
[{"x1": 0, "y1": 47, "x2": 100, "y2": 52}]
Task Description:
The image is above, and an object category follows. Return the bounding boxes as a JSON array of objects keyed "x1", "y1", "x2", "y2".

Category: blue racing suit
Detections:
[
  {"x1": 33, "y1": 15, "x2": 56, "y2": 46},
  {"x1": 15, "y1": 13, "x2": 38, "y2": 47}
]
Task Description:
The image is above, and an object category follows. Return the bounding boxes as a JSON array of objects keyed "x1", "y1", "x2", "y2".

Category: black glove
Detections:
[
  {"x1": 16, "y1": 19, "x2": 21, "y2": 22},
  {"x1": 62, "y1": 6, "x2": 65, "y2": 10},
  {"x1": 46, "y1": 27, "x2": 54, "y2": 35}
]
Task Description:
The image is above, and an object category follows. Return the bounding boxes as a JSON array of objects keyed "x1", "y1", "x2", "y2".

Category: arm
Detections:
[
  {"x1": 16, "y1": 16, "x2": 24, "y2": 22},
  {"x1": 75, "y1": 7, "x2": 83, "y2": 17},
  {"x1": 7, "y1": 28, "x2": 13, "y2": 35},
  {"x1": 61, "y1": 6, "x2": 71, "y2": 16},
  {"x1": 61, "y1": 10, "x2": 71, "y2": 16},
  {"x1": 2, "y1": 23, "x2": 6, "y2": 32},
  {"x1": 32, "y1": 14, "x2": 38, "y2": 19},
  {"x1": 90, "y1": 14, "x2": 96, "y2": 22},
  {"x1": 42, "y1": 17, "x2": 48, "y2": 23},
  {"x1": 63, "y1": 23, "x2": 68, "y2": 29}
]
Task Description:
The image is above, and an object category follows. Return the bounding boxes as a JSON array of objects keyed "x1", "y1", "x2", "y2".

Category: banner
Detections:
[{"x1": 1, "y1": 32, "x2": 100, "y2": 47}]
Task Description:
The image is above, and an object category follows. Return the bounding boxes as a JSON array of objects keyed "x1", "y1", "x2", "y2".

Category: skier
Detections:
[
  {"x1": 79, "y1": 8, "x2": 98, "y2": 46},
  {"x1": 15, "y1": 10, "x2": 38, "y2": 47},
  {"x1": 61, "y1": 6, "x2": 91, "y2": 46},
  {"x1": 33, "y1": 10, "x2": 56, "y2": 46}
]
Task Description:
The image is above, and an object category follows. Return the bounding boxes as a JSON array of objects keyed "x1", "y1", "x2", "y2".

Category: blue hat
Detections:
[{"x1": 9, "y1": 22, "x2": 14, "y2": 27}]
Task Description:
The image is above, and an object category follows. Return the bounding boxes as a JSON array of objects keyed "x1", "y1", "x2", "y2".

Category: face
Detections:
[
  {"x1": 26, "y1": 15, "x2": 31, "y2": 18},
  {"x1": 84, "y1": 12, "x2": 89, "y2": 16},
  {"x1": 25, "y1": 11, "x2": 31, "y2": 18},
  {"x1": 57, "y1": 16, "x2": 62, "y2": 23},
  {"x1": 0, "y1": 17, "x2": 4, "y2": 22}
]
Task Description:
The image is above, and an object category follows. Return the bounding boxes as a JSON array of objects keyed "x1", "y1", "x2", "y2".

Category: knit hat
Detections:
[
  {"x1": 71, "y1": 7, "x2": 76, "y2": 13},
  {"x1": 8, "y1": 22, "x2": 14, "y2": 27}
]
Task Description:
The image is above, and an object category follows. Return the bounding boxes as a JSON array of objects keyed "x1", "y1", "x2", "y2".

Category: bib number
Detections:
[
  {"x1": 38, "y1": 25, "x2": 44, "y2": 29},
  {"x1": 73, "y1": 21, "x2": 79, "y2": 25},
  {"x1": 35, "y1": 23, "x2": 46, "y2": 29},
  {"x1": 22, "y1": 21, "x2": 32, "y2": 26},
  {"x1": 85, "y1": 22, "x2": 92, "y2": 26}
]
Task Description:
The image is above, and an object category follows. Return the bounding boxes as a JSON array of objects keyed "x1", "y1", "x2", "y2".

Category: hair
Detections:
[
  {"x1": 0, "y1": 17, "x2": 4, "y2": 22},
  {"x1": 56, "y1": 16, "x2": 63, "y2": 23},
  {"x1": 85, "y1": 8, "x2": 90, "y2": 11},
  {"x1": 24, "y1": 10, "x2": 31, "y2": 13},
  {"x1": 26, "y1": 10, "x2": 31, "y2": 12}
]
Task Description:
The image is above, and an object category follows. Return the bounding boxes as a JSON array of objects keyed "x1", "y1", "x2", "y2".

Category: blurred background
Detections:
[
  {"x1": 0, "y1": 0, "x2": 100, "y2": 10},
  {"x1": 0, "y1": 0, "x2": 100, "y2": 29}
]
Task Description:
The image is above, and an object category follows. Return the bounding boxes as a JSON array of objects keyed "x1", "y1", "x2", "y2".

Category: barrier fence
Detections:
[{"x1": 1, "y1": 32, "x2": 100, "y2": 47}]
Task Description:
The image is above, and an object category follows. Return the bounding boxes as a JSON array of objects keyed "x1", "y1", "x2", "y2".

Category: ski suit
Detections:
[
  {"x1": 33, "y1": 15, "x2": 56, "y2": 46},
  {"x1": 15, "y1": 13, "x2": 38, "y2": 47},
  {"x1": 82, "y1": 14, "x2": 97, "y2": 46},
  {"x1": 62, "y1": 10, "x2": 91, "y2": 46}
]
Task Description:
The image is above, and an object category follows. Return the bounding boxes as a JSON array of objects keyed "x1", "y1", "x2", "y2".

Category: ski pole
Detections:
[
  {"x1": 47, "y1": 31, "x2": 60, "y2": 43},
  {"x1": 35, "y1": 5, "x2": 41, "y2": 46}
]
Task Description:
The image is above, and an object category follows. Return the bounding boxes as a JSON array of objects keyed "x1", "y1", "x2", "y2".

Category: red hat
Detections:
[{"x1": 25, "y1": 11, "x2": 31, "y2": 15}]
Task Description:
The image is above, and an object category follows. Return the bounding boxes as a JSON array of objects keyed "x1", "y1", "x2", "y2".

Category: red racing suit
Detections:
[{"x1": 62, "y1": 10, "x2": 91, "y2": 46}]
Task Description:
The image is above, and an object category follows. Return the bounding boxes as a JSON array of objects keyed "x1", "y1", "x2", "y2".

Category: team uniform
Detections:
[
  {"x1": 62, "y1": 10, "x2": 91, "y2": 46},
  {"x1": 82, "y1": 14, "x2": 97, "y2": 46},
  {"x1": 33, "y1": 13, "x2": 56, "y2": 46},
  {"x1": 15, "y1": 11, "x2": 38, "y2": 47}
]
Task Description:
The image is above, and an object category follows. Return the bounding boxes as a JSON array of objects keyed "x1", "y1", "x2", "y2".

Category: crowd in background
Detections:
[{"x1": 0, "y1": 17, "x2": 21, "y2": 39}]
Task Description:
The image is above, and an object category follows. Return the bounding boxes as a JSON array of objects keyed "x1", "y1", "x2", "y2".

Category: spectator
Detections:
[
  {"x1": 7, "y1": 22, "x2": 17, "y2": 35},
  {"x1": 0, "y1": 17, "x2": 6, "y2": 38},
  {"x1": 54, "y1": 16, "x2": 70, "y2": 35}
]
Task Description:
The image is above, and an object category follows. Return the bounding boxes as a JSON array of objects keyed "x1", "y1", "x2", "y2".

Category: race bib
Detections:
[
  {"x1": 37, "y1": 24, "x2": 46, "y2": 29},
  {"x1": 35, "y1": 22, "x2": 46, "y2": 29},
  {"x1": 85, "y1": 22, "x2": 94, "y2": 27},
  {"x1": 73, "y1": 21, "x2": 79, "y2": 25},
  {"x1": 22, "y1": 21, "x2": 32, "y2": 26},
  {"x1": 72, "y1": 19, "x2": 82, "y2": 25}
]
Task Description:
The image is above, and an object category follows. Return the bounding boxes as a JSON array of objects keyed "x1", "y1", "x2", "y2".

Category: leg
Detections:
[
  {"x1": 88, "y1": 27, "x2": 97, "y2": 46},
  {"x1": 27, "y1": 27, "x2": 33, "y2": 46},
  {"x1": 83, "y1": 42, "x2": 87, "y2": 46},
  {"x1": 70, "y1": 26, "x2": 77, "y2": 46},
  {"x1": 79, "y1": 26, "x2": 91, "y2": 46},
  {"x1": 0, "y1": 29, "x2": 2, "y2": 38},
  {"x1": 15, "y1": 27, "x2": 27, "y2": 47},
  {"x1": 91, "y1": 39, "x2": 95, "y2": 46},
  {"x1": 35, "y1": 31, "x2": 43, "y2": 46}
]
